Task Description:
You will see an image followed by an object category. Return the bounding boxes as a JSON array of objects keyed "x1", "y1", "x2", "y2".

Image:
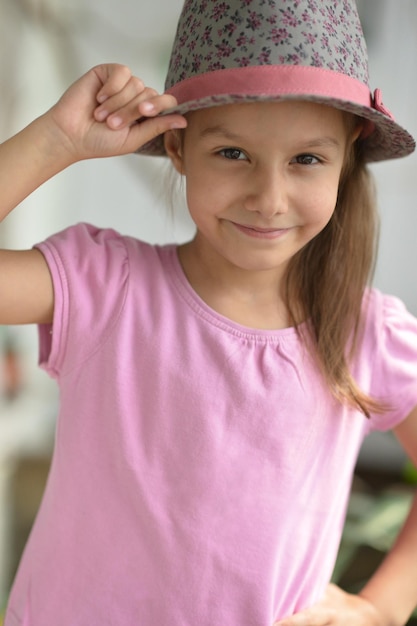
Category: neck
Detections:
[{"x1": 177, "y1": 238, "x2": 292, "y2": 330}]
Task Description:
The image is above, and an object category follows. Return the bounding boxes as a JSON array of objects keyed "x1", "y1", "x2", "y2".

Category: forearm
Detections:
[
  {"x1": 0, "y1": 114, "x2": 74, "y2": 223},
  {"x1": 358, "y1": 490, "x2": 417, "y2": 626},
  {"x1": 0, "y1": 64, "x2": 186, "y2": 226}
]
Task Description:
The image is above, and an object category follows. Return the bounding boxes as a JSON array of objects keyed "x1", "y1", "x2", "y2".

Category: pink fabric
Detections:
[
  {"x1": 167, "y1": 65, "x2": 373, "y2": 106},
  {"x1": 6, "y1": 224, "x2": 417, "y2": 626}
]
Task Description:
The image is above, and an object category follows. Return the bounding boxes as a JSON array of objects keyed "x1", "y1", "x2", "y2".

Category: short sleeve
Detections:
[
  {"x1": 367, "y1": 291, "x2": 417, "y2": 432},
  {"x1": 35, "y1": 223, "x2": 129, "y2": 378}
]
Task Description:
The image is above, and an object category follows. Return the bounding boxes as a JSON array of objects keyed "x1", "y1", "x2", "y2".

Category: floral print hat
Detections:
[{"x1": 139, "y1": 0, "x2": 415, "y2": 161}]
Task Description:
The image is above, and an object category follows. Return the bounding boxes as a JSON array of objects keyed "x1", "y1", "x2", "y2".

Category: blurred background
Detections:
[{"x1": 0, "y1": 0, "x2": 416, "y2": 619}]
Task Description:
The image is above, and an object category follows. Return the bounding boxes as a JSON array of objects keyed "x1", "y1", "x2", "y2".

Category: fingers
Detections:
[
  {"x1": 91, "y1": 64, "x2": 184, "y2": 131},
  {"x1": 273, "y1": 607, "x2": 331, "y2": 626},
  {"x1": 122, "y1": 112, "x2": 187, "y2": 153},
  {"x1": 272, "y1": 585, "x2": 381, "y2": 626},
  {"x1": 95, "y1": 64, "x2": 135, "y2": 104}
]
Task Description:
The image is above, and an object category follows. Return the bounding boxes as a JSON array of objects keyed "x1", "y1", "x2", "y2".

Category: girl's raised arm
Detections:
[{"x1": 0, "y1": 64, "x2": 187, "y2": 326}]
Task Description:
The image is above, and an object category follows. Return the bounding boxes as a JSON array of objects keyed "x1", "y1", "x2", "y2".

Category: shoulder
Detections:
[
  {"x1": 36, "y1": 222, "x2": 165, "y2": 287},
  {"x1": 35, "y1": 223, "x2": 168, "y2": 376},
  {"x1": 362, "y1": 287, "x2": 417, "y2": 347},
  {"x1": 37, "y1": 221, "x2": 145, "y2": 261},
  {"x1": 361, "y1": 288, "x2": 417, "y2": 430}
]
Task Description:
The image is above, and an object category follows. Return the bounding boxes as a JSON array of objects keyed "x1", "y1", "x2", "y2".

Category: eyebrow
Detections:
[
  {"x1": 298, "y1": 137, "x2": 341, "y2": 150},
  {"x1": 199, "y1": 125, "x2": 341, "y2": 149},
  {"x1": 199, "y1": 125, "x2": 245, "y2": 142}
]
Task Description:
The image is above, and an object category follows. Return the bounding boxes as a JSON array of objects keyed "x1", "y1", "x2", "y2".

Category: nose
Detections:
[{"x1": 244, "y1": 165, "x2": 288, "y2": 218}]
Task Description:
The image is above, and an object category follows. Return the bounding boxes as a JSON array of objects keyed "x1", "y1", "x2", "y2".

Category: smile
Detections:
[{"x1": 230, "y1": 222, "x2": 292, "y2": 240}]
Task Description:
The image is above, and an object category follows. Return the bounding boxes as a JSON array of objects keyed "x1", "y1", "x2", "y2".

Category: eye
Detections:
[
  {"x1": 292, "y1": 153, "x2": 321, "y2": 166},
  {"x1": 219, "y1": 148, "x2": 247, "y2": 160}
]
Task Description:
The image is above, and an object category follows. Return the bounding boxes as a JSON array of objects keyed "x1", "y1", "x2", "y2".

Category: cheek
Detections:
[
  {"x1": 185, "y1": 169, "x2": 232, "y2": 216},
  {"x1": 297, "y1": 178, "x2": 340, "y2": 224},
  {"x1": 185, "y1": 177, "x2": 217, "y2": 224}
]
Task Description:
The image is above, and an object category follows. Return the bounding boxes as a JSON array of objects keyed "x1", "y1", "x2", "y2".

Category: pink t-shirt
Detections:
[{"x1": 6, "y1": 223, "x2": 417, "y2": 625}]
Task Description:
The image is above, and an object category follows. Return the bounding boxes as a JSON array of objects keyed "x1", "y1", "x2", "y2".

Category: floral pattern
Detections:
[
  {"x1": 138, "y1": 0, "x2": 416, "y2": 160},
  {"x1": 166, "y1": 0, "x2": 370, "y2": 89}
]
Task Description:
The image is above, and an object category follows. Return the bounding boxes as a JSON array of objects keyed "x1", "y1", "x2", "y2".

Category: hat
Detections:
[{"x1": 139, "y1": 0, "x2": 415, "y2": 161}]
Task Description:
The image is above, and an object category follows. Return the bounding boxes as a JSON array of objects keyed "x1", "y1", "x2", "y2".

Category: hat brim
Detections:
[{"x1": 137, "y1": 66, "x2": 415, "y2": 162}]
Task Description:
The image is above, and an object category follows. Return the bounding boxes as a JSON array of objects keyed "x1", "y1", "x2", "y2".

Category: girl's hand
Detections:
[
  {"x1": 46, "y1": 64, "x2": 186, "y2": 163},
  {"x1": 274, "y1": 584, "x2": 383, "y2": 626}
]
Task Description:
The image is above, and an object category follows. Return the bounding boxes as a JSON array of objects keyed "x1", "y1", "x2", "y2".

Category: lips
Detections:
[
  {"x1": 230, "y1": 221, "x2": 291, "y2": 239},
  {"x1": 243, "y1": 225, "x2": 281, "y2": 233}
]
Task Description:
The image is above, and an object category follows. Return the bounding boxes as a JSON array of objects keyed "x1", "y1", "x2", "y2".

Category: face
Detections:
[{"x1": 165, "y1": 100, "x2": 352, "y2": 283}]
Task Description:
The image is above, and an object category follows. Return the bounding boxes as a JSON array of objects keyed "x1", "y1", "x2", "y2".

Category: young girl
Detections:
[{"x1": 1, "y1": 0, "x2": 417, "y2": 624}]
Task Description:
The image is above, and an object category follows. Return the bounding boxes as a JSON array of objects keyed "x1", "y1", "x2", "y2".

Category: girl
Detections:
[{"x1": 1, "y1": 0, "x2": 417, "y2": 624}]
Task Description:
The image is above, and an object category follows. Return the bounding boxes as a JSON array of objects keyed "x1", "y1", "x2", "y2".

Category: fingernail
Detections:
[
  {"x1": 97, "y1": 93, "x2": 108, "y2": 104},
  {"x1": 95, "y1": 109, "x2": 108, "y2": 121},
  {"x1": 109, "y1": 115, "x2": 123, "y2": 128},
  {"x1": 141, "y1": 102, "x2": 155, "y2": 113}
]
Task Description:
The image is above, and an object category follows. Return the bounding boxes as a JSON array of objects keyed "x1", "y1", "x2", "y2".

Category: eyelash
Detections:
[
  {"x1": 218, "y1": 148, "x2": 247, "y2": 160},
  {"x1": 218, "y1": 149, "x2": 322, "y2": 166},
  {"x1": 293, "y1": 154, "x2": 321, "y2": 166}
]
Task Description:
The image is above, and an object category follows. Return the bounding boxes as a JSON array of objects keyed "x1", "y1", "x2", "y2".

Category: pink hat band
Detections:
[{"x1": 167, "y1": 65, "x2": 372, "y2": 107}]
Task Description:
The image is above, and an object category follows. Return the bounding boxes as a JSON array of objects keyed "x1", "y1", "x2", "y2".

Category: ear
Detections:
[
  {"x1": 352, "y1": 123, "x2": 365, "y2": 143},
  {"x1": 164, "y1": 130, "x2": 185, "y2": 174}
]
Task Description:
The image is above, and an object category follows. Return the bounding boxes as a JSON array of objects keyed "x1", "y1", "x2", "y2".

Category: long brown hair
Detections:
[{"x1": 284, "y1": 136, "x2": 383, "y2": 417}]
